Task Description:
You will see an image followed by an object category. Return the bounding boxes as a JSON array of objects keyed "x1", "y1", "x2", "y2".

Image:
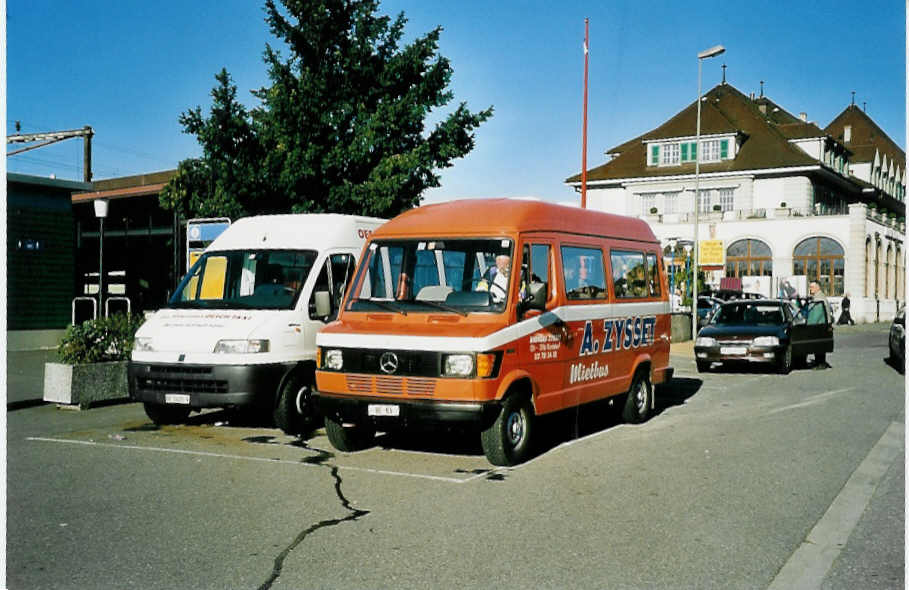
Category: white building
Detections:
[{"x1": 567, "y1": 83, "x2": 905, "y2": 323}]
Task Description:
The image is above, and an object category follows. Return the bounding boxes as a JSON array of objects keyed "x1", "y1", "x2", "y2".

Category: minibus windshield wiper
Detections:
[
  {"x1": 408, "y1": 299, "x2": 468, "y2": 316},
  {"x1": 353, "y1": 298, "x2": 407, "y2": 316}
]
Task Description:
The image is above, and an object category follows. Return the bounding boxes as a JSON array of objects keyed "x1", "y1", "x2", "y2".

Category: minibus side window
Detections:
[
  {"x1": 561, "y1": 246, "x2": 607, "y2": 300},
  {"x1": 611, "y1": 250, "x2": 647, "y2": 298},
  {"x1": 646, "y1": 253, "x2": 661, "y2": 297}
]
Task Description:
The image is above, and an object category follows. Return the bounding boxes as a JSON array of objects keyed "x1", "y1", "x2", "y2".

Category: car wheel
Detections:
[
  {"x1": 143, "y1": 402, "x2": 191, "y2": 425},
  {"x1": 777, "y1": 345, "x2": 792, "y2": 374},
  {"x1": 696, "y1": 360, "x2": 710, "y2": 373},
  {"x1": 324, "y1": 416, "x2": 375, "y2": 453},
  {"x1": 622, "y1": 370, "x2": 652, "y2": 424},
  {"x1": 481, "y1": 394, "x2": 534, "y2": 466},
  {"x1": 273, "y1": 372, "x2": 314, "y2": 435}
]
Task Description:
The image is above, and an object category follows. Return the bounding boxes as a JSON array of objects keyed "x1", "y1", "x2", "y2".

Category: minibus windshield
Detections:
[
  {"x1": 168, "y1": 250, "x2": 317, "y2": 310},
  {"x1": 348, "y1": 238, "x2": 514, "y2": 314}
]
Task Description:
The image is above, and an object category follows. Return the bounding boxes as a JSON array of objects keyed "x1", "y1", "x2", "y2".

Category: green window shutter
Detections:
[
  {"x1": 720, "y1": 139, "x2": 729, "y2": 159},
  {"x1": 650, "y1": 145, "x2": 659, "y2": 165},
  {"x1": 681, "y1": 143, "x2": 689, "y2": 161},
  {"x1": 691, "y1": 142, "x2": 697, "y2": 161}
]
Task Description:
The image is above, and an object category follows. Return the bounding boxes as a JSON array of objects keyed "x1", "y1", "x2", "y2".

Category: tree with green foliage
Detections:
[{"x1": 161, "y1": 0, "x2": 493, "y2": 219}]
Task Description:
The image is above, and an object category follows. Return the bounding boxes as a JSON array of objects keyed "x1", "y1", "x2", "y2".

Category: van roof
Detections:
[
  {"x1": 374, "y1": 198, "x2": 658, "y2": 243},
  {"x1": 208, "y1": 213, "x2": 385, "y2": 251}
]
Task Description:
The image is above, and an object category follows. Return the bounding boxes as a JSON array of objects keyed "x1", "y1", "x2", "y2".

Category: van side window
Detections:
[
  {"x1": 530, "y1": 244, "x2": 550, "y2": 285},
  {"x1": 561, "y1": 246, "x2": 607, "y2": 300},
  {"x1": 611, "y1": 250, "x2": 648, "y2": 298},
  {"x1": 646, "y1": 253, "x2": 661, "y2": 297},
  {"x1": 309, "y1": 253, "x2": 355, "y2": 318}
]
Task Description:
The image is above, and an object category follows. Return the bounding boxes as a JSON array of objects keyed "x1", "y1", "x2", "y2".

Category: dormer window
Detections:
[{"x1": 647, "y1": 136, "x2": 734, "y2": 167}]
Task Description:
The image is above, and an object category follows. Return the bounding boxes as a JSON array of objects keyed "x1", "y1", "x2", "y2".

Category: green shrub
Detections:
[{"x1": 58, "y1": 314, "x2": 144, "y2": 365}]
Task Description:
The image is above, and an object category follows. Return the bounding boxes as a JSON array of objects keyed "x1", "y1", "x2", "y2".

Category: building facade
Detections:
[{"x1": 567, "y1": 83, "x2": 905, "y2": 323}]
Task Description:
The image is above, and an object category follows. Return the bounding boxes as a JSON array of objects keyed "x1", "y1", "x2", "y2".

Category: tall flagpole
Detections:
[{"x1": 581, "y1": 18, "x2": 589, "y2": 209}]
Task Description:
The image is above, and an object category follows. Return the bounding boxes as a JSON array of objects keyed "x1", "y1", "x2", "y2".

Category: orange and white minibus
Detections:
[{"x1": 314, "y1": 199, "x2": 673, "y2": 465}]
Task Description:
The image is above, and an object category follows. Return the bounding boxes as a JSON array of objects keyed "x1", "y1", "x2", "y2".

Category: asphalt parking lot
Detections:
[{"x1": 6, "y1": 322, "x2": 905, "y2": 590}]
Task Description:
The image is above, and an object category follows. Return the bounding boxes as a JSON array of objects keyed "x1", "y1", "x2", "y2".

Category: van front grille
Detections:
[{"x1": 344, "y1": 374, "x2": 436, "y2": 397}]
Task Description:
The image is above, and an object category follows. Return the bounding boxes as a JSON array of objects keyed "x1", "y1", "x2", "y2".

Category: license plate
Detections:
[
  {"x1": 368, "y1": 404, "x2": 400, "y2": 417},
  {"x1": 165, "y1": 394, "x2": 190, "y2": 405},
  {"x1": 720, "y1": 346, "x2": 747, "y2": 355}
]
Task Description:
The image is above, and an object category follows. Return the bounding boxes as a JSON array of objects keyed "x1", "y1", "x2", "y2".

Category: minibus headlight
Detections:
[
  {"x1": 134, "y1": 337, "x2": 154, "y2": 352},
  {"x1": 324, "y1": 349, "x2": 344, "y2": 371},
  {"x1": 213, "y1": 339, "x2": 270, "y2": 354},
  {"x1": 752, "y1": 336, "x2": 779, "y2": 347},
  {"x1": 695, "y1": 336, "x2": 717, "y2": 347},
  {"x1": 443, "y1": 354, "x2": 474, "y2": 377}
]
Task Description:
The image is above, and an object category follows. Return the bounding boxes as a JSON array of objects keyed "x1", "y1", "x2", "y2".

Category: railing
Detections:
[
  {"x1": 105, "y1": 296, "x2": 131, "y2": 317},
  {"x1": 72, "y1": 297, "x2": 98, "y2": 325}
]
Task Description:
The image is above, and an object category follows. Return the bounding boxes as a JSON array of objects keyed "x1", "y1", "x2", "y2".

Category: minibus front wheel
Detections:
[
  {"x1": 481, "y1": 394, "x2": 534, "y2": 466},
  {"x1": 324, "y1": 416, "x2": 376, "y2": 453}
]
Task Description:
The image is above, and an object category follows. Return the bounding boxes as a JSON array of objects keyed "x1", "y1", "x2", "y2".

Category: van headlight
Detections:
[
  {"x1": 213, "y1": 339, "x2": 270, "y2": 354},
  {"x1": 752, "y1": 336, "x2": 779, "y2": 347},
  {"x1": 695, "y1": 336, "x2": 717, "y2": 347},
  {"x1": 134, "y1": 337, "x2": 154, "y2": 352},
  {"x1": 323, "y1": 349, "x2": 344, "y2": 371},
  {"x1": 443, "y1": 354, "x2": 474, "y2": 377}
]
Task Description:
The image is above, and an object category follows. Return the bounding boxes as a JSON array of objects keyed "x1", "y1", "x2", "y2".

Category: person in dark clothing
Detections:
[{"x1": 837, "y1": 293, "x2": 855, "y2": 325}]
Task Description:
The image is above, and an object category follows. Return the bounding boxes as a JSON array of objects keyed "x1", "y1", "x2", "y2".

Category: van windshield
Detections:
[
  {"x1": 348, "y1": 238, "x2": 514, "y2": 314},
  {"x1": 168, "y1": 250, "x2": 317, "y2": 310}
]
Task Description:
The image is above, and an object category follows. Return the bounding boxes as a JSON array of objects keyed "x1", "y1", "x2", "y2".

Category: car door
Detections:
[{"x1": 792, "y1": 300, "x2": 834, "y2": 357}]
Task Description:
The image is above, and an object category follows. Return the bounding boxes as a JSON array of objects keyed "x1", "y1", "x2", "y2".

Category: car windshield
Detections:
[
  {"x1": 168, "y1": 250, "x2": 317, "y2": 310},
  {"x1": 713, "y1": 302, "x2": 785, "y2": 325},
  {"x1": 348, "y1": 238, "x2": 514, "y2": 314}
]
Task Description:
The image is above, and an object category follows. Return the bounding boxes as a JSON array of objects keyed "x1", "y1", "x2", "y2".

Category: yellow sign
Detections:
[{"x1": 698, "y1": 240, "x2": 724, "y2": 266}]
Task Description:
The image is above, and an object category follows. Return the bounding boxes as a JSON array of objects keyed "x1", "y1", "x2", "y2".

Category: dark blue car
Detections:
[{"x1": 694, "y1": 298, "x2": 834, "y2": 374}]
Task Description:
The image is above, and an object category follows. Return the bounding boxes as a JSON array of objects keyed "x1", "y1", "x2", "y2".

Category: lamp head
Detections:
[
  {"x1": 697, "y1": 45, "x2": 725, "y2": 60},
  {"x1": 93, "y1": 198, "x2": 109, "y2": 219}
]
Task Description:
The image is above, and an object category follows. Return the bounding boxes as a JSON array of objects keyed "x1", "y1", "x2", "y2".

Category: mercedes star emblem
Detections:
[{"x1": 379, "y1": 351, "x2": 399, "y2": 374}]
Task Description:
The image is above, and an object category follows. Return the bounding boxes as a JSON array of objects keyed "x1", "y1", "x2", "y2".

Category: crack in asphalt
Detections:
[{"x1": 257, "y1": 441, "x2": 370, "y2": 590}]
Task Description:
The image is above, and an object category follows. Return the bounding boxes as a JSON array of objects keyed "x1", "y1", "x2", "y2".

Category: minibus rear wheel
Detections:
[
  {"x1": 481, "y1": 394, "x2": 534, "y2": 466},
  {"x1": 324, "y1": 417, "x2": 375, "y2": 453},
  {"x1": 622, "y1": 370, "x2": 652, "y2": 424},
  {"x1": 143, "y1": 402, "x2": 191, "y2": 425}
]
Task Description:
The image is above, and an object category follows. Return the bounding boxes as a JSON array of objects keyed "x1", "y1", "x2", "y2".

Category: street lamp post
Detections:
[
  {"x1": 692, "y1": 44, "x2": 725, "y2": 339},
  {"x1": 94, "y1": 198, "x2": 109, "y2": 317}
]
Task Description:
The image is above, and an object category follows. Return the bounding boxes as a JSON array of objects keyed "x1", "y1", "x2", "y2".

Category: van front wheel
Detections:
[
  {"x1": 274, "y1": 374, "x2": 313, "y2": 435},
  {"x1": 143, "y1": 402, "x2": 191, "y2": 425},
  {"x1": 324, "y1": 417, "x2": 375, "y2": 453},
  {"x1": 481, "y1": 395, "x2": 534, "y2": 466}
]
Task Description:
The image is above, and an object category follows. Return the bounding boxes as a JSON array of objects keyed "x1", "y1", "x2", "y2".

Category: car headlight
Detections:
[
  {"x1": 213, "y1": 339, "x2": 270, "y2": 354},
  {"x1": 695, "y1": 336, "x2": 717, "y2": 347},
  {"x1": 443, "y1": 354, "x2": 474, "y2": 377},
  {"x1": 752, "y1": 336, "x2": 780, "y2": 347},
  {"x1": 323, "y1": 349, "x2": 344, "y2": 371},
  {"x1": 134, "y1": 337, "x2": 154, "y2": 352}
]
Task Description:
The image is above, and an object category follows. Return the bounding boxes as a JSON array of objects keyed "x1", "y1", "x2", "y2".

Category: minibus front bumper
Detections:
[
  {"x1": 314, "y1": 390, "x2": 501, "y2": 428},
  {"x1": 128, "y1": 361, "x2": 293, "y2": 408}
]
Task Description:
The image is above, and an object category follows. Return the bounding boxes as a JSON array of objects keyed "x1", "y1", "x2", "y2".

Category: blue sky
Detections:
[{"x1": 8, "y1": 0, "x2": 906, "y2": 206}]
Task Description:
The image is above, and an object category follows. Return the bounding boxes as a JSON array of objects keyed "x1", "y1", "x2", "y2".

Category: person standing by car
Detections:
[
  {"x1": 837, "y1": 292, "x2": 855, "y2": 325},
  {"x1": 808, "y1": 281, "x2": 832, "y2": 369}
]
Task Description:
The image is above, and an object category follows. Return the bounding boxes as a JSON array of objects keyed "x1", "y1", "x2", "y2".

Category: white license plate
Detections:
[
  {"x1": 165, "y1": 394, "x2": 191, "y2": 405},
  {"x1": 368, "y1": 404, "x2": 400, "y2": 417},
  {"x1": 720, "y1": 346, "x2": 747, "y2": 355}
]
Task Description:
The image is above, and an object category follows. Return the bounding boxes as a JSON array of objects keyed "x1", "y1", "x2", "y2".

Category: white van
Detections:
[{"x1": 128, "y1": 214, "x2": 385, "y2": 433}]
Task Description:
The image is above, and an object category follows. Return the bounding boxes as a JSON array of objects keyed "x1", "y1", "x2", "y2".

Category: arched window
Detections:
[
  {"x1": 793, "y1": 237, "x2": 845, "y2": 295},
  {"x1": 725, "y1": 239, "x2": 772, "y2": 278},
  {"x1": 885, "y1": 244, "x2": 893, "y2": 298},
  {"x1": 897, "y1": 246, "x2": 904, "y2": 300}
]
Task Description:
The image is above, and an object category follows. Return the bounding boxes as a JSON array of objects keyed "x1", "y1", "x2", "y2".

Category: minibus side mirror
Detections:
[
  {"x1": 522, "y1": 282, "x2": 547, "y2": 312},
  {"x1": 314, "y1": 290, "x2": 332, "y2": 320}
]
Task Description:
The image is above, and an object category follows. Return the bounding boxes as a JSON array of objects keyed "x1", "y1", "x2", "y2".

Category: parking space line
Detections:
[
  {"x1": 767, "y1": 421, "x2": 903, "y2": 590},
  {"x1": 26, "y1": 437, "x2": 488, "y2": 484},
  {"x1": 766, "y1": 387, "x2": 857, "y2": 415}
]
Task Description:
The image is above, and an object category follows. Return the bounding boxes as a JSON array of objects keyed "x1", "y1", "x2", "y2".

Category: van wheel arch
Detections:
[{"x1": 481, "y1": 381, "x2": 536, "y2": 466}]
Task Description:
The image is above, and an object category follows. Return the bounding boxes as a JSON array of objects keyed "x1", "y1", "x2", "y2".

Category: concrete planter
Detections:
[{"x1": 43, "y1": 361, "x2": 129, "y2": 409}]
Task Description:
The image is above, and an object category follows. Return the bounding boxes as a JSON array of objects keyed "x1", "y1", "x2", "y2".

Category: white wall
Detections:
[{"x1": 752, "y1": 176, "x2": 812, "y2": 209}]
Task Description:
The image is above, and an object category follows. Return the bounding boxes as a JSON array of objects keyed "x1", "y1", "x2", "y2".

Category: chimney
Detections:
[
  {"x1": 799, "y1": 112, "x2": 807, "y2": 122},
  {"x1": 844, "y1": 125, "x2": 852, "y2": 143}
]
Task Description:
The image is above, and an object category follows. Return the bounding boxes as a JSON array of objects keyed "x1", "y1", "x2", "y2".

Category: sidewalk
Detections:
[
  {"x1": 6, "y1": 349, "x2": 59, "y2": 408},
  {"x1": 670, "y1": 339, "x2": 695, "y2": 359}
]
